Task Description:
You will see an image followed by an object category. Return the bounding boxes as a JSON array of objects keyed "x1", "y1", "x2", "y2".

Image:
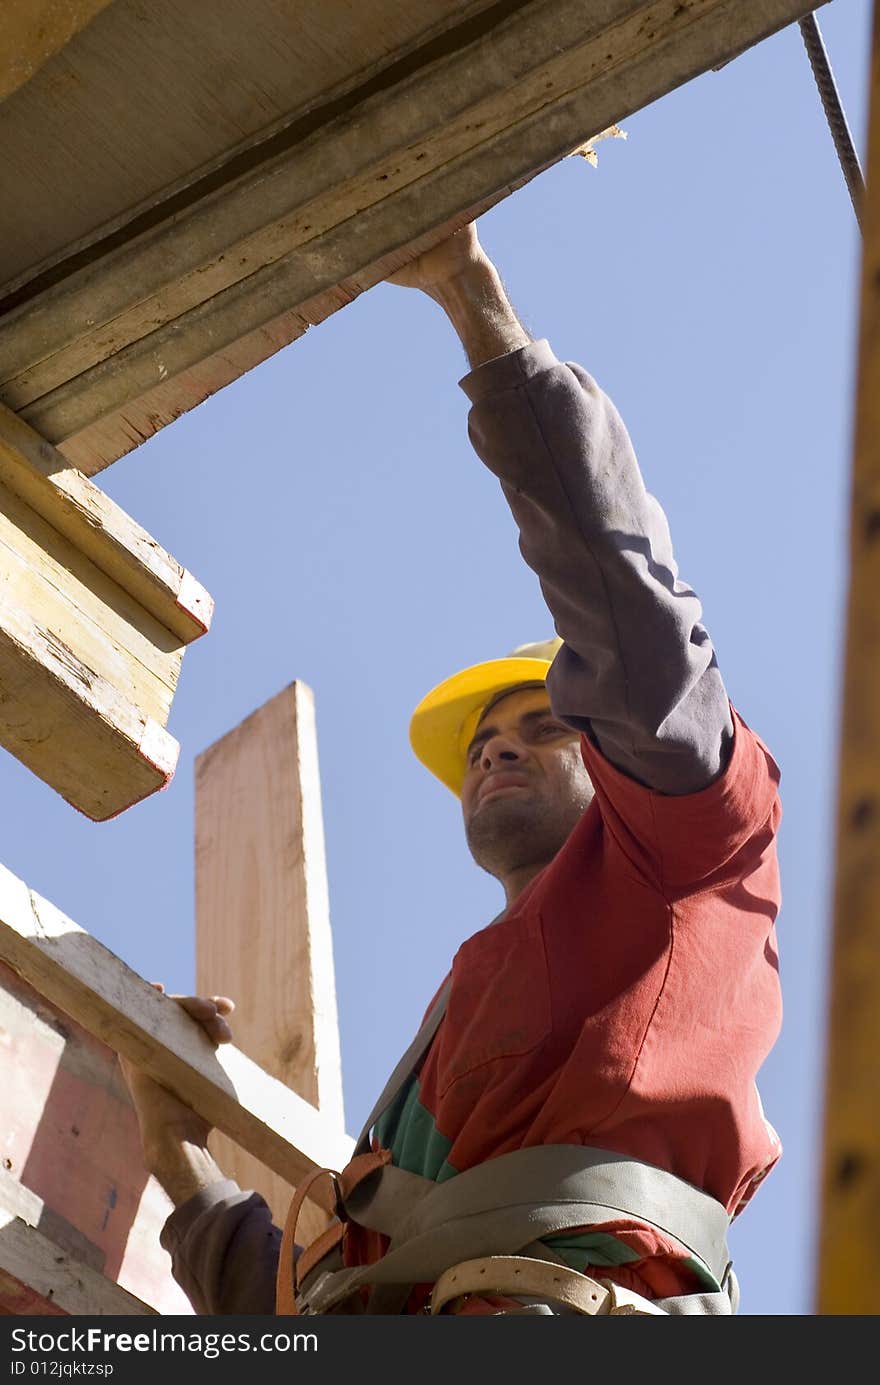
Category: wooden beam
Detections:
[
  {"x1": 0, "y1": 1267, "x2": 67, "y2": 1315},
  {"x1": 0, "y1": 406, "x2": 211, "y2": 819},
  {"x1": 816, "y1": 0, "x2": 880, "y2": 1318},
  {"x1": 0, "y1": 862, "x2": 354, "y2": 1206},
  {"x1": 0, "y1": 960, "x2": 194, "y2": 1313},
  {"x1": 0, "y1": 485, "x2": 181, "y2": 725},
  {"x1": 0, "y1": 0, "x2": 824, "y2": 475},
  {"x1": 1, "y1": 1, "x2": 117, "y2": 105},
  {"x1": 0, "y1": 1167, "x2": 154, "y2": 1315},
  {"x1": 0, "y1": 405, "x2": 212, "y2": 643},
  {"x1": 196, "y1": 682, "x2": 344, "y2": 1242},
  {"x1": 0, "y1": 577, "x2": 179, "y2": 820}
]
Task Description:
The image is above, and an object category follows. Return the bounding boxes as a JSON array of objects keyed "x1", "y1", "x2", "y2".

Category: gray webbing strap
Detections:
[
  {"x1": 298, "y1": 1145, "x2": 731, "y2": 1315},
  {"x1": 354, "y1": 912, "x2": 510, "y2": 1152},
  {"x1": 325, "y1": 961, "x2": 734, "y2": 1317},
  {"x1": 353, "y1": 975, "x2": 452, "y2": 1155},
  {"x1": 655, "y1": 1286, "x2": 736, "y2": 1316},
  {"x1": 346, "y1": 1148, "x2": 730, "y2": 1273}
]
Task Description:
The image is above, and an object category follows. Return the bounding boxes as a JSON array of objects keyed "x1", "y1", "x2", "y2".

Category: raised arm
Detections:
[{"x1": 389, "y1": 225, "x2": 733, "y2": 794}]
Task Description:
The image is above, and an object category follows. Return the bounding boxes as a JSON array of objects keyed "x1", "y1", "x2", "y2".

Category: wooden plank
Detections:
[
  {"x1": 0, "y1": 1169, "x2": 154, "y2": 1315},
  {"x1": 0, "y1": 482, "x2": 182, "y2": 725},
  {"x1": 0, "y1": 1170, "x2": 109, "y2": 1277},
  {"x1": 196, "y1": 682, "x2": 344, "y2": 1243},
  {"x1": 0, "y1": 862, "x2": 354, "y2": 1204},
  {"x1": 0, "y1": 405, "x2": 212, "y2": 644},
  {"x1": 0, "y1": 0, "x2": 495, "y2": 294},
  {"x1": 0, "y1": 961, "x2": 194, "y2": 1313},
  {"x1": 0, "y1": 405, "x2": 211, "y2": 817},
  {"x1": 816, "y1": 0, "x2": 880, "y2": 1318},
  {"x1": 1, "y1": 1, "x2": 117, "y2": 105},
  {"x1": 0, "y1": 0, "x2": 823, "y2": 474},
  {"x1": 0, "y1": 1267, "x2": 67, "y2": 1315},
  {"x1": 0, "y1": 593, "x2": 178, "y2": 820}
]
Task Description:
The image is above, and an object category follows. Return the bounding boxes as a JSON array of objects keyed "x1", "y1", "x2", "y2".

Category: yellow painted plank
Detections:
[
  {"x1": 0, "y1": 403, "x2": 211, "y2": 815},
  {"x1": 816, "y1": 0, "x2": 880, "y2": 1317},
  {"x1": 0, "y1": 481, "x2": 181, "y2": 725},
  {"x1": 0, "y1": 404, "x2": 212, "y2": 644},
  {"x1": 0, "y1": 591, "x2": 177, "y2": 820}
]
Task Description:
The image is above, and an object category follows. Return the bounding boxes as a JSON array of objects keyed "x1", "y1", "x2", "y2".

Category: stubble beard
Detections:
[{"x1": 465, "y1": 791, "x2": 570, "y2": 882}]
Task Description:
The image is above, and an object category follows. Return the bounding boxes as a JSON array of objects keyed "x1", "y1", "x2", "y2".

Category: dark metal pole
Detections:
[{"x1": 799, "y1": 11, "x2": 865, "y2": 230}]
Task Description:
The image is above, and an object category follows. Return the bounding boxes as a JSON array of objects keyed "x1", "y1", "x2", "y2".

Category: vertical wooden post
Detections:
[
  {"x1": 817, "y1": 0, "x2": 880, "y2": 1315},
  {"x1": 195, "y1": 682, "x2": 344, "y2": 1245}
]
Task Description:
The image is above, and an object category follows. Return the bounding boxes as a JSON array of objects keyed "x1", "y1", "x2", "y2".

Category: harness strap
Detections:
[
  {"x1": 275, "y1": 1150, "x2": 391, "y2": 1316},
  {"x1": 294, "y1": 1144, "x2": 732, "y2": 1316},
  {"x1": 276, "y1": 1165, "x2": 329, "y2": 1316},
  {"x1": 353, "y1": 976, "x2": 452, "y2": 1156},
  {"x1": 350, "y1": 1147, "x2": 730, "y2": 1278},
  {"x1": 429, "y1": 1256, "x2": 618, "y2": 1316},
  {"x1": 294, "y1": 1220, "x2": 345, "y2": 1287},
  {"x1": 283, "y1": 965, "x2": 735, "y2": 1317}
]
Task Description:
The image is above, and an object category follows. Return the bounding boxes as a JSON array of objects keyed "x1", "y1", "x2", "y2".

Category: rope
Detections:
[{"x1": 798, "y1": 12, "x2": 864, "y2": 231}]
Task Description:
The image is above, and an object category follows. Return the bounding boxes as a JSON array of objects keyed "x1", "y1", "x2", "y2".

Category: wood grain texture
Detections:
[
  {"x1": 196, "y1": 682, "x2": 344, "y2": 1242},
  {"x1": 0, "y1": 589, "x2": 178, "y2": 820},
  {"x1": 0, "y1": 1170, "x2": 154, "y2": 1316},
  {"x1": 0, "y1": 404, "x2": 211, "y2": 817},
  {"x1": 0, "y1": 862, "x2": 353, "y2": 1201},
  {"x1": 0, "y1": 404, "x2": 212, "y2": 642},
  {"x1": 0, "y1": 0, "x2": 117, "y2": 104},
  {"x1": 0, "y1": 0, "x2": 494, "y2": 292},
  {"x1": 0, "y1": 1266, "x2": 68, "y2": 1315},
  {"x1": 0, "y1": 481, "x2": 181, "y2": 724},
  {"x1": 817, "y1": 0, "x2": 880, "y2": 1317},
  {"x1": 0, "y1": 0, "x2": 822, "y2": 473},
  {"x1": 0, "y1": 961, "x2": 194, "y2": 1313}
]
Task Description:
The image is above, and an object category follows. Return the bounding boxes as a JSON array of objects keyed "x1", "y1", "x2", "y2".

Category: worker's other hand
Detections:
[
  {"x1": 118, "y1": 983, "x2": 235, "y2": 1186},
  {"x1": 386, "y1": 222, "x2": 491, "y2": 294},
  {"x1": 161, "y1": 986, "x2": 236, "y2": 1046}
]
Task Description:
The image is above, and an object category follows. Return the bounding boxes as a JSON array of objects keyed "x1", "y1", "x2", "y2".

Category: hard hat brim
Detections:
[{"x1": 409, "y1": 656, "x2": 555, "y2": 798}]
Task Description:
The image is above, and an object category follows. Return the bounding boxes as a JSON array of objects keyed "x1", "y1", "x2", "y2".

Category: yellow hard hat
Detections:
[{"x1": 409, "y1": 637, "x2": 563, "y2": 797}]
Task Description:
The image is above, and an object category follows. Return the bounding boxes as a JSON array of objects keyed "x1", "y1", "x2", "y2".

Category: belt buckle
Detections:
[{"x1": 328, "y1": 1170, "x2": 348, "y2": 1223}]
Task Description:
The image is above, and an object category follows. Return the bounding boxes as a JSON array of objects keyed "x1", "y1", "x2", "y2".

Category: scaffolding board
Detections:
[{"x1": 0, "y1": 0, "x2": 823, "y2": 475}]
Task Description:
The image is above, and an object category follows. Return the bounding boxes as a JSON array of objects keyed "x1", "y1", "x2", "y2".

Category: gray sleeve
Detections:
[
  {"x1": 459, "y1": 339, "x2": 733, "y2": 794},
  {"x1": 160, "y1": 1179, "x2": 281, "y2": 1315}
]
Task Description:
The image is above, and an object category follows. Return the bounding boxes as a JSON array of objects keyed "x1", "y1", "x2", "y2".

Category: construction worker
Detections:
[{"x1": 122, "y1": 222, "x2": 782, "y2": 1315}]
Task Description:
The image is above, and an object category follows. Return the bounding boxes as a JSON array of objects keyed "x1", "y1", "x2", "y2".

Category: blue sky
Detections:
[{"x1": 1, "y1": 1, "x2": 870, "y2": 1315}]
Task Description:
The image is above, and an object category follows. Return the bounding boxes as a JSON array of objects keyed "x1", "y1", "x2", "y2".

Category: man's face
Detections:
[{"x1": 460, "y1": 686, "x2": 594, "y2": 884}]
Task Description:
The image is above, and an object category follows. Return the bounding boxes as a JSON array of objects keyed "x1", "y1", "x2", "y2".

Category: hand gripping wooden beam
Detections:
[{"x1": 0, "y1": 860, "x2": 354, "y2": 1196}]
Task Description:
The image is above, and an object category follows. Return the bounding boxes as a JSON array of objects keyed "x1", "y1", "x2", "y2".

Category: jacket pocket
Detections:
[{"x1": 437, "y1": 911, "x2": 552, "y2": 1095}]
